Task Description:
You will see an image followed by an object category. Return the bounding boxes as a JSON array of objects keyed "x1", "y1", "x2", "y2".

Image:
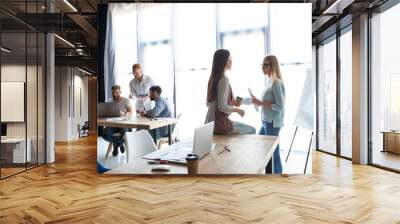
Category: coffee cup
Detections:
[{"x1": 186, "y1": 154, "x2": 199, "y2": 174}]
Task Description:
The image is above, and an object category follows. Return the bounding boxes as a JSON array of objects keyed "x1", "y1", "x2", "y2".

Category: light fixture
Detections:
[
  {"x1": 78, "y1": 67, "x2": 92, "y2": 76},
  {"x1": 322, "y1": 0, "x2": 355, "y2": 15},
  {"x1": 54, "y1": 34, "x2": 75, "y2": 48},
  {"x1": 63, "y1": 0, "x2": 78, "y2": 12},
  {"x1": 1, "y1": 47, "x2": 11, "y2": 53}
]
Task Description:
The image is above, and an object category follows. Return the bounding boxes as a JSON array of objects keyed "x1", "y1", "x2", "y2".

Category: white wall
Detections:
[{"x1": 55, "y1": 67, "x2": 89, "y2": 141}]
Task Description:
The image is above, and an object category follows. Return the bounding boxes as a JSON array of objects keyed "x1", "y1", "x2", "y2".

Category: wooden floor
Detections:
[
  {"x1": 1, "y1": 136, "x2": 400, "y2": 223},
  {"x1": 373, "y1": 150, "x2": 400, "y2": 171}
]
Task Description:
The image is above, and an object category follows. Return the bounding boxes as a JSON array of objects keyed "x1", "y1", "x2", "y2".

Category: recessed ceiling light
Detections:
[
  {"x1": 1, "y1": 47, "x2": 11, "y2": 53},
  {"x1": 54, "y1": 34, "x2": 75, "y2": 48},
  {"x1": 78, "y1": 67, "x2": 92, "y2": 76},
  {"x1": 63, "y1": 0, "x2": 78, "y2": 12},
  {"x1": 322, "y1": 0, "x2": 354, "y2": 15}
]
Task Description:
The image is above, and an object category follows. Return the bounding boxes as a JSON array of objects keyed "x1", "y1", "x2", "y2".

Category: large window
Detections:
[
  {"x1": 113, "y1": 4, "x2": 137, "y2": 98},
  {"x1": 371, "y1": 3, "x2": 400, "y2": 171},
  {"x1": 317, "y1": 37, "x2": 337, "y2": 155},
  {"x1": 339, "y1": 28, "x2": 352, "y2": 158},
  {"x1": 174, "y1": 4, "x2": 216, "y2": 139},
  {"x1": 139, "y1": 4, "x2": 174, "y2": 105}
]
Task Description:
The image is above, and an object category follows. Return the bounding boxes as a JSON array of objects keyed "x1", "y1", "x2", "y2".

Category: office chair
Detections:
[
  {"x1": 123, "y1": 130, "x2": 158, "y2": 163},
  {"x1": 78, "y1": 121, "x2": 90, "y2": 138}
]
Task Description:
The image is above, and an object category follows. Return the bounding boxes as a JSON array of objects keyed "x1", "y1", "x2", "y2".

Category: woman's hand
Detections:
[
  {"x1": 232, "y1": 99, "x2": 242, "y2": 107},
  {"x1": 234, "y1": 108, "x2": 245, "y2": 117},
  {"x1": 263, "y1": 101, "x2": 272, "y2": 108},
  {"x1": 251, "y1": 96, "x2": 272, "y2": 109},
  {"x1": 251, "y1": 96, "x2": 262, "y2": 106}
]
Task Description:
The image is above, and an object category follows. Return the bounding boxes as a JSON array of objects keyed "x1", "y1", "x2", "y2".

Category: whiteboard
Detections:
[
  {"x1": 1, "y1": 82, "x2": 25, "y2": 122},
  {"x1": 293, "y1": 68, "x2": 314, "y2": 130}
]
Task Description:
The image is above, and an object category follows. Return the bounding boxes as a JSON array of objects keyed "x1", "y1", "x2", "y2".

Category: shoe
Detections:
[
  {"x1": 112, "y1": 145, "x2": 119, "y2": 156},
  {"x1": 120, "y1": 144, "x2": 125, "y2": 153}
]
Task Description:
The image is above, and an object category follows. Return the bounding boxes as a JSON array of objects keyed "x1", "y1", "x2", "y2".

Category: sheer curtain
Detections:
[{"x1": 104, "y1": 4, "x2": 138, "y2": 99}]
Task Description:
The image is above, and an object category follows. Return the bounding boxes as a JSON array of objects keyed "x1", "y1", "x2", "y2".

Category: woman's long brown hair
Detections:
[{"x1": 207, "y1": 49, "x2": 230, "y2": 104}]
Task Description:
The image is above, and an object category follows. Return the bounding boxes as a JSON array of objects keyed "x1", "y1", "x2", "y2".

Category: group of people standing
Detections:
[{"x1": 102, "y1": 49, "x2": 286, "y2": 173}]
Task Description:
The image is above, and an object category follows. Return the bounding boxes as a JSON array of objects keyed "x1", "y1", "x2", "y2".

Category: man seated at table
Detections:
[
  {"x1": 101, "y1": 85, "x2": 132, "y2": 156},
  {"x1": 139, "y1": 85, "x2": 173, "y2": 142}
]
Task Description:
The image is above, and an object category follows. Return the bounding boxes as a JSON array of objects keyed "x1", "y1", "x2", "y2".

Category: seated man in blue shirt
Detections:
[{"x1": 139, "y1": 85, "x2": 173, "y2": 142}]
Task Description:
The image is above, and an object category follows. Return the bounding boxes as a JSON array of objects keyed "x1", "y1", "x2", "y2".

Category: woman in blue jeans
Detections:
[{"x1": 251, "y1": 55, "x2": 286, "y2": 174}]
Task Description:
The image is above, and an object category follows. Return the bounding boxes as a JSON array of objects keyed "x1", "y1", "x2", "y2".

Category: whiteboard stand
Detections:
[
  {"x1": 285, "y1": 126, "x2": 298, "y2": 162},
  {"x1": 304, "y1": 132, "x2": 314, "y2": 174},
  {"x1": 284, "y1": 126, "x2": 314, "y2": 174}
]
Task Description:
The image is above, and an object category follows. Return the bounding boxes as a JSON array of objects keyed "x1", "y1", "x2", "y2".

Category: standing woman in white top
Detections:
[
  {"x1": 205, "y1": 49, "x2": 256, "y2": 135},
  {"x1": 251, "y1": 55, "x2": 286, "y2": 173},
  {"x1": 129, "y1": 63, "x2": 155, "y2": 112}
]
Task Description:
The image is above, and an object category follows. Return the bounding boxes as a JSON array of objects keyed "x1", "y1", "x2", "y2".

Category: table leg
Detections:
[
  {"x1": 272, "y1": 153, "x2": 275, "y2": 174},
  {"x1": 265, "y1": 153, "x2": 274, "y2": 174},
  {"x1": 152, "y1": 130, "x2": 157, "y2": 144},
  {"x1": 168, "y1": 125, "x2": 172, "y2": 145},
  {"x1": 382, "y1": 133, "x2": 386, "y2": 152}
]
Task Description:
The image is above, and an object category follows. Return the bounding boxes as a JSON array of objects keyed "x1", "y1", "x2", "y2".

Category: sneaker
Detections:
[
  {"x1": 112, "y1": 144, "x2": 119, "y2": 156},
  {"x1": 120, "y1": 144, "x2": 125, "y2": 154}
]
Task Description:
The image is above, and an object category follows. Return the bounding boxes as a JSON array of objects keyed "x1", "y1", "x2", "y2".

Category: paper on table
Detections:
[
  {"x1": 143, "y1": 147, "x2": 192, "y2": 160},
  {"x1": 159, "y1": 148, "x2": 192, "y2": 161}
]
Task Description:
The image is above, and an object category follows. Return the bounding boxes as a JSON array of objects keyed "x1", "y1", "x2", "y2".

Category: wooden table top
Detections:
[
  {"x1": 381, "y1": 131, "x2": 400, "y2": 134},
  {"x1": 106, "y1": 134, "x2": 279, "y2": 175},
  {"x1": 97, "y1": 116, "x2": 178, "y2": 130}
]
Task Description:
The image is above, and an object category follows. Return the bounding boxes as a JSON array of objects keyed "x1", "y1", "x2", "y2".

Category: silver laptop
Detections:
[
  {"x1": 143, "y1": 121, "x2": 215, "y2": 164},
  {"x1": 98, "y1": 102, "x2": 121, "y2": 118}
]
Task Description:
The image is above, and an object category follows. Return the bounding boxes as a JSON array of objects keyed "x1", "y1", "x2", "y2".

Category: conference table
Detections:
[
  {"x1": 97, "y1": 116, "x2": 178, "y2": 144},
  {"x1": 106, "y1": 134, "x2": 279, "y2": 175}
]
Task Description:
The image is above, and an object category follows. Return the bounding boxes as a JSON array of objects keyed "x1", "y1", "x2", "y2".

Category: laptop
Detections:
[
  {"x1": 98, "y1": 102, "x2": 121, "y2": 118},
  {"x1": 143, "y1": 121, "x2": 215, "y2": 164}
]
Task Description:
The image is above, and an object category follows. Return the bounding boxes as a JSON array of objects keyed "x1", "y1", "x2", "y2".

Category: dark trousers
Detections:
[
  {"x1": 259, "y1": 121, "x2": 282, "y2": 174},
  {"x1": 149, "y1": 124, "x2": 175, "y2": 143},
  {"x1": 100, "y1": 127, "x2": 128, "y2": 146}
]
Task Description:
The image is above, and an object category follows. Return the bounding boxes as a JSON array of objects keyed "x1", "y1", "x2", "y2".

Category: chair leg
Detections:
[
  {"x1": 157, "y1": 140, "x2": 162, "y2": 149},
  {"x1": 105, "y1": 142, "x2": 113, "y2": 159},
  {"x1": 125, "y1": 142, "x2": 129, "y2": 163}
]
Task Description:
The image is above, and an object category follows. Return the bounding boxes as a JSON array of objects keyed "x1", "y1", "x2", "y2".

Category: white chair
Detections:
[
  {"x1": 123, "y1": 130, "x2": 158, "y2": 163},
  {"x1": 157, "y1": 113, "x2": 182, "y2": 149}
]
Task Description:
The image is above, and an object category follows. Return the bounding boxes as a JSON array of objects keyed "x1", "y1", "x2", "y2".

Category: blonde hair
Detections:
[{"x1": 264, "y1": 55, "x2": 283, "y2": 83}]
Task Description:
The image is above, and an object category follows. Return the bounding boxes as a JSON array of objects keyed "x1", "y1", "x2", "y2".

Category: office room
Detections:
[
  {"x1": 96, "y1": 3, "x2": 314, "y2": 175},
  {"x1": 2, "y1": 1, "x2": 400, "y2": 223}
]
